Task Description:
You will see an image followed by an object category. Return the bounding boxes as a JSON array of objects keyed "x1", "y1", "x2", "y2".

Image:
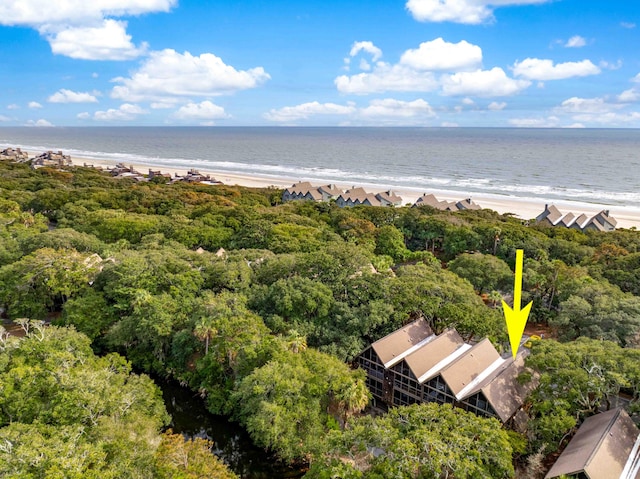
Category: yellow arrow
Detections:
[{"x1": 502, "y1": 249, "x2": 532, "y2": 360}]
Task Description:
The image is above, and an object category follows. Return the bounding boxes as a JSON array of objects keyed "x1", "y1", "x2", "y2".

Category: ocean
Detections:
[{"x1": 1, "y1": 127, "x2": 639, "y2": 209}]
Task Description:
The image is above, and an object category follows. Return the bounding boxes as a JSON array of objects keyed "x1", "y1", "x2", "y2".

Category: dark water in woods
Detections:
[{"x1": 158, "y1": 379, "x2": 306, "y2": 479}]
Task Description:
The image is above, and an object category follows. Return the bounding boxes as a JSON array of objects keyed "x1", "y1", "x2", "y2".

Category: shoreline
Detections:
[{"x1": 69, "y1": 155, "x2": 640, "y2": 229}]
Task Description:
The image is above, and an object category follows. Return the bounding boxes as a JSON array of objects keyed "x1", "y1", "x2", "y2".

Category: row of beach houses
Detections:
[
  {"x1": 1, "y1": 147, "x2": 72, "y2": 169},
  {"x1": 283, "y1": 181, "x2": 619, "y2": 231},
  {"x1": 282, "y1": 181, "x2": 482, "y2": 211},
  {"x1": 536, "y1": 203, "x2": 618, "y2": 232},
  {"x1": 355, "y1": 318, "x2": 640, "y2": 479},
  {"x1": 0, "y1": 148, "x2": 221, "y2": 185}
]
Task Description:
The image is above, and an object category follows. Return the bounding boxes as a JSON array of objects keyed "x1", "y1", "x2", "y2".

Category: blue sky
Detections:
[{"x1": 1, "y1": 0, "x2": 639, "y2": 127}]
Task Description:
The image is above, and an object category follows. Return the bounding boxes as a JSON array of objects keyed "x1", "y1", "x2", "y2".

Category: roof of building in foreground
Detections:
[{"x1": 545, "y1": 408, "x2": 640, "y2": 479}]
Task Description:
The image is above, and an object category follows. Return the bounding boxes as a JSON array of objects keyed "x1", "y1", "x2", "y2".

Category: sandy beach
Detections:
[{"x1": 73, "y1": 155, "x2": 640, "y2": 229}]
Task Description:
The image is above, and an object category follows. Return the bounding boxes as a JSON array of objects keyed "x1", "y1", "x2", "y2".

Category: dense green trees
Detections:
[
  {"x1": 0, "y1": 325, "x2": 235, "y2": 478},
  {"x1": 526, "y1": 338, "x2": 640, "y2": 451},
  {"x1": 2, "y1": 161, "x2": 640, "y2": 476},
  {"x1": 448, "y1": 252, "x2": 512, "y2": 294},
  {"x1": 307, "y1": 403, "x2": 517, "y2": 478},
  {"x1": 232, "y1": 348, "x2": 369, "y2": 462}
]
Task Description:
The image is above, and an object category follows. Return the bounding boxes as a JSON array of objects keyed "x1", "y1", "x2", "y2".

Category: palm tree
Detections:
[
  {"x1": 488, "y1": 290, "x2": 503, "y2": 308},
  {"x1": 194, "y1": 317, "x2": 217, "y2": 356},
  {"x1": 335, "y1": 379, "x2": 370, "y2": 424},
  {"x1": 284, "y1": 329, "x2": 307, "y2": 354}
]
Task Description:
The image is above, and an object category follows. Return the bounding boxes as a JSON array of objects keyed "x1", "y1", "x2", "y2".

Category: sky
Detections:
[{"x1": 0, "y1": 0, "x2": 639, "y2": 127}]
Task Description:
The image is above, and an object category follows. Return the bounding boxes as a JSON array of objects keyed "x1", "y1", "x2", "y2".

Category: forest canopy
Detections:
[{"x1": 1, "y1": 160, "x2": 639, "y2": 477}]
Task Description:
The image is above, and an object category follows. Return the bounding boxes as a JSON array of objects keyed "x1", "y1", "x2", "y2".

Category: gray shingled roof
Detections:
[
  {"x1": 545, "y1": 408, "x2": 640, "y2": 479},
  {"x1": 371, "y1": 318, "x2": 434, "y2": 368}
]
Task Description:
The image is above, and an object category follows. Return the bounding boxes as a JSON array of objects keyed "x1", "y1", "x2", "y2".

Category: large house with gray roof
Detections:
[
  {"x1": 354, "y1": 318, "x2": 536, "y2": 427},
  {"x1": 282, "y1": 182, "x2": 403, "y2": 207},
  {"x1": 536, "y1": 204, "x2": 618, "y2": 232},
  {"x1": 0, "y1": 147, "x2": 29, "y2": 162},
  {"x1": 413, "y1": 193, "x2": 481, "y2": 211},
  {"x1": 545, "y1": 408, "x2": 640, "y2": 479}
]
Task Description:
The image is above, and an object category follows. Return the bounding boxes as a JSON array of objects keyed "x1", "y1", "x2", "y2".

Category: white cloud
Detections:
[
  {"x1": 93, "y1": 103, "x2": 146, "y2": 121},
  {"x1": 150, "y1": 102, "x2": 175, "y2": 109},
  {"x1": 111, "y1": 49, "x2": 270, "y2": 102},
  {"x1": 599, "y1": 60, "x2": 622, "y2": 71},
  {"x1": 552, "y1": 95, "x2": 640, "y2": 126},
  {"x1": 7, "y1": 104, "x2": 19, "y2": 110},
  {"x1": 335, "y1": 63, "x2": 438, "y2": 94},
  {"x1": 399, "y1": 38, "x2": 482, "y2": 71},
  {"x1": 441, "y1": 121, "x2": 459, "y2": 127},
  {"x1": 571, "y1": 111, "x2": 640, "y2": 125},
  {"x1": 264, "y1": 98, "x2": 436, "y2": 124},
  {"x1": 488, "y1": 101, "x2": 506, "y2": 110},
  {"x1": 564, "y1": 35, "x2": 586, "y2": 48},
  {"x1": 406, "y1": 0, "x2": 550, "y2": 24},
  {"x1": 508, "y1": 116, "x2": 559, "y2": 127},
  {"x1": 264, "y1": 101, "x2": 356, "y2": 122},
  {"x1": 349, "y1": 41, "x2": 383, "y2": 62},
  {"x1": 621, "y1": 22, "x2": 636, "y2": 29},
  {"x1": 0, "y1": 115, "x2": 10, "y2": 122},
  {"x1": 0, "y1": 0, "x2": 176, "y2": 25},
  {"x1": 48, "y1": 89, "x2": 99, "y2": 103},
  {"x1": 25, "y1": 119, "x2": 54, "y2": 127},
  {"x1": 513, "y1": 58, "x2": 601, "y2": 80},
  {"x1": 632, "y1": 73, "x2": 640, "y2": 83},
  {"x1": 43, "y1": 19, "x2": 147, "y2": 60},
  {"x1": 77, "y1": 112, "x2": 91, "y2": 120},
  {"x1": 556, "y1": 96, "x2": 622, "y2": 114},
  {"x1": 618, "y1": 89, "x2": 640, "y2": 103},
  {"x1": 336, "y1": 39, "x2": 527, "y2": 98},
  {"x1": 359, "y1": 98, "x2": 435, "y2": 118},
  {"x1": 359, "y1": 59, "x2": 371, "y2": 71},
  {"x1": 173, "y1": 101, "x2": 228, "y2": 121},
  {"x1": 442, "y1": 67, "x2": 530, "y2": 97},
  {"x1": 0, "y1": 1, "x2": 174, "y2": 60},
  {"x1": 461, "y1": 97, "x2": 475, "y2": 105},
  {"x1": 28, "y1": 101, "x2": 42, "y2": 109}
]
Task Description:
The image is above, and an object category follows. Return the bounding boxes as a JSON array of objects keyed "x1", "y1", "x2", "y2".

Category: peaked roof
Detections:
[
  {"x1": 470, "y1": 351, "x2": 536, "y2": 422},
  {"x1": 439, "y1": 339, "x2": 503, "y2": 399},
  {"x1": 376, "y1": 190, "x2": 403, "y2": 205},
  {"x1": 318, "y1": 184, "x2": 343, "y2": 196},
  {"x1": 558, "y1": 212, "x2": 576, "y2": 227},
  {"x1": 573, "y1": 213, "x2": 590, "y2": 228},
  {"x1": 402, "y1": 329, "x2": 466, "y2": 383},
  {"x1": 456, "y1": 198, "x2": 481, "y2": 210},
  {"x1": 415, "y1": 193, "x2": 441, "y2": 207},
  {"x1": 371, "y1": 318, "x2": 434, "y2": 369},
  {"x1": 593, "y1": 210, "x2": 618, "y2": 228},
  {"x1": 536, "y1": 204, "x2": 563, "y2": 224},
  {"x1": 545, "y1": 408, "x2": 640, "y2": 479}
]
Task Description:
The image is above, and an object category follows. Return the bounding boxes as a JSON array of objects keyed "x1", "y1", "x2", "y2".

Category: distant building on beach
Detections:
[
  {"x1": 30, "y1": 150, "x2": 72, "y2": 169},
  {"x1": 336, "y1": 187, "x2": 383, "y2": 207},
  {"x1": 172, "y1": 169, "x2": 220, "y2": 184},
  {"x1": 536, "y1": 204, "x2": 617, "y2": 232},
  {"x1": 354, "y1": 318, "x2": 537, "y2": 427},
  {"x1": 413, "y1": 193, "x2": 481, "y2": 211},
  {"x1": 282, "y1": 182, "x2": 403, "y2": 207},
  {"x1": 108, "y1": 163, "x2": 146, "y2": 181},
  {"x1": 544, "y1": 408, "x2": 640, "y2": 479},
  {"x1": 0, "y1": 147, "x2": 29, "y2": 162}
]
